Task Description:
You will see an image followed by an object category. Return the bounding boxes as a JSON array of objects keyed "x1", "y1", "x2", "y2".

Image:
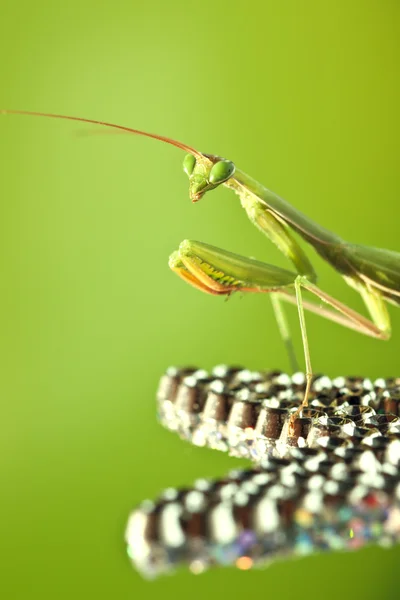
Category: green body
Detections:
[
  {"x1": 180, "y1": 151, "x2": 398, "y2": 348},
  {"x1": 0, "y1": 108, "x2": 397, "y2": 398},
  {"x1": 230, "y1": 165, "x2": 400, "y2": 303}
]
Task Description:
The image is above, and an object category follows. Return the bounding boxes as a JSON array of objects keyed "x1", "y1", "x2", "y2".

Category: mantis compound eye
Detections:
[
  {"x1": 209, "y1": 160, "x2": 235, "y2": 185},
  {"x1": 183, "y1": 154, "x2": 196, "y2": 176}
]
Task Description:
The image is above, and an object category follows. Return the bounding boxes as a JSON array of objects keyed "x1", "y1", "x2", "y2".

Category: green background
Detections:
[{"x1": 1, "y1": 1, "x2": 399, "y2": 598}]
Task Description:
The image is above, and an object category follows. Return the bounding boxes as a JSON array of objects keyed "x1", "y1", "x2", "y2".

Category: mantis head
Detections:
[{"x1": 183, "y1": 154, "x2": 235, "y2": 202}]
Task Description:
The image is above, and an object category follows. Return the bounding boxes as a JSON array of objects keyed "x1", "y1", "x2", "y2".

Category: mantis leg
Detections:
[
  {"x1": 282, "y1": 276, "x2": 391, "y2": 430},
  {"x1": 232, "y1": 195, "x2": 318, "y2": 370},
  {"x1": 232, "y1": 202, "x2": 316, "y2": 369},
  {"x1": 238, "y1": 198, "x2": 317, "y2": 282},
  {"x1": 276, "y1": 278, "x2": 390, "y2": 340},
  {"x1": 169, "y1": 242, "x2": 391, "y2": 431},
  {"x1": 270, "y1": 295, "x2": 299, "y2": 373},
  {"x1": 289, "y1": 277, "x2": 313, "y2": 429}
]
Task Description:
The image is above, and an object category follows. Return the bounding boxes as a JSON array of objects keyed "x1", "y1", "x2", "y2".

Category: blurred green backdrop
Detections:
[{"x1": 0, "y1": 1, "x2": 399, "y2": 598}]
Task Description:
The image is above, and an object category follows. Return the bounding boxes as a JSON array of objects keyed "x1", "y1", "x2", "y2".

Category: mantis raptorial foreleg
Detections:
[
  {"x1": 226, "y1": 190, "x2": 392, "y2": 369},
  {"x1": 169, "y1": 241, "x2": 392, "y2": 431},
  {"x1": 230, "y1": 195, "x2": 318, "y2": 371},
  {"x1": 170, "y1": 241, "x2": 315, "y2": 429},
  {"x1": 237, "y1": 197, "x2": 318, "y2": 283}
]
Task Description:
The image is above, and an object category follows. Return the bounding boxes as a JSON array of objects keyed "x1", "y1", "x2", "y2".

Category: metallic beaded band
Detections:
[
  {"x1": 126, "y1": 366, "x2": 400, "y2": 578},
  {"x1": 157, "y1": 366, "x2": 400, "y2": 460}
]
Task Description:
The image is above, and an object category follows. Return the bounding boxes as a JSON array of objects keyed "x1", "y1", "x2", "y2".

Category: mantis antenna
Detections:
[{"x1": 0, "y1": 109, "x2": 203, "y2": 158}]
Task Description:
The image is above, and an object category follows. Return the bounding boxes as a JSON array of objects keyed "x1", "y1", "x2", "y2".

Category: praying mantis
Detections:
[{"x1": 2, "y1": 109, "x2": 399, "y2": 429}]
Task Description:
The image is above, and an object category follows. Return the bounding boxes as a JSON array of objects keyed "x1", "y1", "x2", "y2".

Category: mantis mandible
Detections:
[{"x1": 2, "y1": 109, "x2": 398, "y2": 430}]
